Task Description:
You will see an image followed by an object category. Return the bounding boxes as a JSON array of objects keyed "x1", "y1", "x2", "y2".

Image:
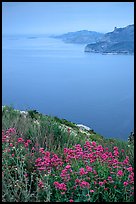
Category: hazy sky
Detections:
[{"x1": 2, "y1": 2, "x2": 134, "y2": 35}]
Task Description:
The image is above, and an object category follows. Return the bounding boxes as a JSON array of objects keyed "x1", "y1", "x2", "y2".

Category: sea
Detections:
[{"x1": 2, "y1": 34, "x2": 134, "y2": 141}]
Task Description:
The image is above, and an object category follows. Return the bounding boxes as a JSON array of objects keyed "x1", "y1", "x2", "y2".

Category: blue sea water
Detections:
[{"x1": 2, "y1": 34, "x2": 134, "y2": 140}]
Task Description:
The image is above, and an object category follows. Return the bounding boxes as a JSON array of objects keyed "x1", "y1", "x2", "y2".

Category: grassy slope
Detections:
[
  {"x1": 2, "y1": 106, "x2": 134, "y2": 202},
  {"x1": 2, "y1": 105, "x2": 134, "y2": 166}
]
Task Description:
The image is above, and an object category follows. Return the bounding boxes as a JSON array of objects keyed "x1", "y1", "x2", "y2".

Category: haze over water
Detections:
[{"x1": 2, "y1": 35, "x2": 134, "y2": 140}]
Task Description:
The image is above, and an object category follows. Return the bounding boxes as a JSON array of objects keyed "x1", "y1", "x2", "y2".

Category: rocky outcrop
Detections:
[{"x1": 85, "y1": 24, "x2": 134, "y2": 54}]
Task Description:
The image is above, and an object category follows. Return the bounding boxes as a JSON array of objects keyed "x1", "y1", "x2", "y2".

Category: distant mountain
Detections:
[
  {"x1": 51, "y1": 30, "x2": 104, "y2": 44},
  {"x1": 85, "y1": 24, "x2": 134, "y2": 54}
]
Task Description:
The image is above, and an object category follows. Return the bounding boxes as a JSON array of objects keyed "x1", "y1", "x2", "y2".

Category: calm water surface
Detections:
[{"x1": 2, "y1": 35, "x2": 134, "y2": 140}]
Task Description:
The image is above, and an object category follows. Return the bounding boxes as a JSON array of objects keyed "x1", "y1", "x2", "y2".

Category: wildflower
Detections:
[
  {"x1": 39, "y1": 148, "x2": 44, "y2": 153},
  {"x1": 90, "y1": 190, "x2": 94, "y2": 193},
  {"x1": 117, "y1": 170, "x2": 123, "y2": 177},
  {"x1": 126, "y1": 167, "x2": 133, "y2": 172},
  {"x1": 65, "y1": 164, "x2": 71, "y2": 169},
  {"x1": 54, "y1": 182, "x2": 67, "y2": 191},
  {"x1": 38, "y1": 180, "x2": 44, "y2": 188},
  {"x1": 105, "y1": 147, "x2": 109, "y2": 151},
  {"x1": 75, "y1": 179, "x2": 80, "y2": 184},
  {"x1": 35, "y1": 158, "x2": 42, "y2": 163},
  {"x1": 93, "y1": 170, "x2": 97, "y2": 174},
  {"x1": 103, "y1": 180, "x2": 107, "y2": 184},
  {"x1": 113, "y1": 146, "x2": 118, "y2": 151},
  {"x1": 6, "y1": 128, "x2": 16, "y2": 134},
  {"x1": 44, "y1": 151, "x2": 50, "y2": 157},
  {"x1": 123, "y1": 156, "x2": 129, "y2": 165},
  {"x1": 86, "y1": 165, "x2": 93, "y2": 172},
  {"x1": 80, "y1": 181, "x2": 90, "y2": 188},
  {"x1": 17, "y1": 138, "x2": 24, "y2": 143},
  {"x1": 24, "y1": 142, "x2": 29, "y2": 148},
  {"x1": 128, "y1": 172, "x2": 134, "y2": 181},
  {"x1": 79, "y1": 168, "x2": 87, "y2": 175},
  {"x1": 108, "y1": 176, "x2": 112, "y2": 181},
  {"x1": 54, "y1": 181, "x2": 59, "y2": 186},
  {"x1": 85, "y1": 141, "x2": 91, "y2": 147},
  {"x1": 123, "y1": 181, "x2": 128, "y2": 186},
  {"x1": 38, "y1": 167, "x2": 46, "y2": 171},
  {"x1": 69, "y1": 199, "x2": 74, "y2": 202},
  {"x1": 9, "y1": 143, "x2": 13, "y2": 147},
  {"x1": 99, "y1": 181, "x2": 104, "y2": 186},
  {"x1": 11, "y1": 153, "x2": 14, "y2": 157},
  {"x1": 101, "y1": 153, "x2": 108, "y2": 160},
  {"x1": 91, "y1": 141, "x2": 96, "y2": 147},
  {"x1": 26, "y1": 139, "x2": 31, "y2": 144},
  {"x1": 114, "y1": 150, "x2": 119, "y2": 157}
]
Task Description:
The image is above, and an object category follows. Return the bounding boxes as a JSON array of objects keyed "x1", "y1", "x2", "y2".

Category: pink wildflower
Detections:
[
  {"x1": 90, "y1": 190, "x2": 94, "y2": 193},
  {"x1": 117, "y1": 170, "x2": 123, "y2": 177},
  {"x1": 91, "y1": 141, "x2": 96, "y2": 147},
  {"x1": 79, "y1": 168, "x2": 87, "y2": 175},
  {"x1": 69, "y1": 199, "x2": 74, "y2": 202},
  {"x1": 9, "y1": 143, "x2": 13, "y2": 147},
  {"x1": 123, "y1": 181, "x2": 128, "y2": 186},
  {"x1": 38, "y1": 180, "x2": 44, "y2": 188},
  {"x1": 123, "y1": 156, "x2": 129, "y2": 165},
  {"x1": 108, "y1": 176, "x2": 112, "y2": 181},
  {"x1": 65, "y1": 165, "x2": 71, "y2": 169},
  {"x1": 127, "y1": 167, "x2": 133, "y2": 172},
  {"x1": 86, "y1": 165, "x2": 93, "y2": 172},
  {"x1": 26, "y1": 139, "x2": 31, "y2": 144},
  {"x1": 75, "y1": 179, "x2": 80, "y2": 184},
  {"x1": 80, "y1": 181, "x2": 90, "y2": 188},
  {"x1": 24, "y1": 142, "x2": 29, "y2": 148},
  {"x1": 54, "y1": 182, "x2": 67, "y2": 191},
  {"x1": 17, "y1": 138, "x2": 24, "y2": 143},
  {"x1": 99, "y1": 181, "x2": 104, "y2": 186},
  {"x1": 39, "y1": 148, "x2": 44, "y2": 153}
]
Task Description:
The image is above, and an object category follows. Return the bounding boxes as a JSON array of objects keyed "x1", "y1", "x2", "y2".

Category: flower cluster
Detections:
[{"x1": 2, "y1": 128, "x2": 134, "y2": 202}]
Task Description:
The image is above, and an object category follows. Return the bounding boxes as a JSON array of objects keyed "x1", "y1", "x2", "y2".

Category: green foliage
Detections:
[
  {"x1": 2, "y1": 106, "x2": 134, "y2": 202},
  {"x1": 27, "y1": 109, "x2": 42, "y2": 120},
  {"x1": 54, "y1": 116, "x2": 77, "y2": 129}
]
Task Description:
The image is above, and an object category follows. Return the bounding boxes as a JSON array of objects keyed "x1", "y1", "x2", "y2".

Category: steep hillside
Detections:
[{"x1": 85, "y1": 24, "x2": 134, "y2": 54}]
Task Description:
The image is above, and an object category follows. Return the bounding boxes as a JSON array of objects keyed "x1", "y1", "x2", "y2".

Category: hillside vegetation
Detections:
[{"x1": 2, "y1": 106, "x2": 134, "y2": 202}]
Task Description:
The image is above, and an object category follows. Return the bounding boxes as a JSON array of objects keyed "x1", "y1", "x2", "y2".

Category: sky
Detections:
[{"x1": 2, "y1": 2, "x2": 134, "y2": 35}]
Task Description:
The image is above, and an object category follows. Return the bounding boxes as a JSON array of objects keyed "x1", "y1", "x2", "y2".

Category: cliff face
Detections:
[{"x1": 85, "y1": 24, "x2": 134, "y2": 54}]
